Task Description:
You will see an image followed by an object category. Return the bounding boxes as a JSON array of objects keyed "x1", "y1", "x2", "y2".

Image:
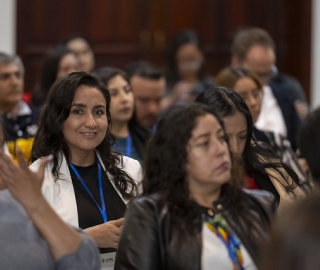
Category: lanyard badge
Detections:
[{"x1": 69, "y1": 161, "x2": 108, "y2": 223}]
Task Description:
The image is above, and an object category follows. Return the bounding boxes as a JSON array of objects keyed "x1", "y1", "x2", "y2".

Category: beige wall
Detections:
[
  {"x1": 311, "y1": 0, "x2": 320, "y2": 108},
  {"x1": 0, "y1": 0, "x2": 16, "y2": 54}
]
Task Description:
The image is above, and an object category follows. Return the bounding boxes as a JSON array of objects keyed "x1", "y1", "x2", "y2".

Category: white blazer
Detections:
[{"x1": 29, "y1": 152, "x2": 143, "y2": 228}]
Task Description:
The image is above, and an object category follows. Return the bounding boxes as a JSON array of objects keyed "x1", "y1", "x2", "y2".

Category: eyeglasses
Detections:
[
  {"x1": 177, "y1": 58, "x2": 203, "y2": 70},
  {"x1": 255, "y1": 65, "x2": 278, "y2": 82}
]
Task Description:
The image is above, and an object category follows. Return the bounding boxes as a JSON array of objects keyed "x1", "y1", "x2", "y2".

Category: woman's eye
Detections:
[
  {"x1": 72, "y1": 109, "x2": 82, "y2": 114},
  {"x1": 239, "y1": 134, "x2": 247, "y2": 140},
  {"x1": 95, "y1": 110, "x2": 105, "y2": 115},
  {"x1": 109, "y1": 91, "x2": 118, "y2": 97},
  {"x1": 124, "y1": 87, "x2": 132, "y2": 94},
  {"x1": 198, "y1": 141, "x2": 209, "y2": 147}
]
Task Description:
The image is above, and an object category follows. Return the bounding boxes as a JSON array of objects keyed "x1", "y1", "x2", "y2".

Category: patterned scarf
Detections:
[{"x1": 205, "y1": 213, "x2": 244, "y2": 270}]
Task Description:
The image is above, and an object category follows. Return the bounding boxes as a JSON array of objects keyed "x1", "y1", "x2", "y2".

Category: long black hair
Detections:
[
  {"x1": 195, "y1": 86, "x2": 298, "y2": 191},
  {"x1": 31, "y1": 72, "x2": 137, "y2": 199},
  {"x1": 166, "y1": 30, "x2": 205, "y2": 89},
  {"x1": 32, "y1": 46, "x2": 74, "y2": 107}
]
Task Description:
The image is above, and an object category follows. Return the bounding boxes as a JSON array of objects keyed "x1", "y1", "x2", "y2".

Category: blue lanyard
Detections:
[
  {"x1": 114, "y1": 134, "x2": 132, "y2": 157},
  {"x1": 125, "y1": 134, "x2": 132, "y2": 157},
  {"x1": 69, "y1": 161, "x2": 108, "y2": 223}
]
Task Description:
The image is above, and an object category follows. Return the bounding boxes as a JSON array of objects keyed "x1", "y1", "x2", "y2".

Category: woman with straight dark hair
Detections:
[
  {"x1": 59, "y1": 34, "x2": 96, "y2": 73},
  {"x1": 31, "y1": 46, "x2": 78, "y2": 107},
  {"x1": 93, "y1": 67, "x2": 150, "y2": 163},
  {"x1": 115, "y1": 103, "x2": 276, "y2": 270},
  {"x1": 196, "y1": 86, "x2": 305, "y2": 211},
  {"x1": 29, "y1": 72, "x2": 142, "y2": 265},
  {"x1": 163, "y1": 30, "x2": 214, "y2": 108},
  {"x1": 215, "y1": 67, "x2": 307, "y2": 183}
]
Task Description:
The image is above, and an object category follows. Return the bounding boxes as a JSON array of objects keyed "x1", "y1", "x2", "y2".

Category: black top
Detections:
[
  {"x1": 248, "y1": 169, "x2": 280, "y2": 204},
  {"x1": 3, "y1": 105, "x2": 40, "y2": 141},
  {"x1": 69, "y1": 159, "x2": 126, "y2": 254}
]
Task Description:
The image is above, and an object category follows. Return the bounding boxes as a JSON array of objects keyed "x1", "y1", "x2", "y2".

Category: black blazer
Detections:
[
  {"x1": 269, "y1": 74, "x2": 302, "y2": 151},
  {"x1": 128, "y1": 121, "x2": 151, "y2": 162}
]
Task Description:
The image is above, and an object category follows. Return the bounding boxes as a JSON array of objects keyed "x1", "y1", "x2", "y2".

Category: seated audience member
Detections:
[
  {"x1": 215, "y1": 67, "x2": 307, "y2": 184},
  {"x1": 0, "y1": 52, "x2": 39, "y2": 161},
  {"x1": 29, "y1": 72, "x2": 142, "y2": 267},
  {"x1": 230, "y1": 27, "x2": 304, "y2": 150},
  {"x1": 196, "y1": 87, "x2": 305, "y2": 211},
  {"x1": 163, "y1": 30, "x2": 214, "y2": 108},
  {"x1": 262, "y1": 193, "x2": 320, "y2": 270},
  {"x1": 126, "y1": 61, "x2": 166, "y2": 130},
  {"x1": 31, "y1": 46, "x2": 78, "y2": 107},
  {"x1": 59, "y1": 33, "x2": 96, "y2": 73},
  {"x1": 0, "y1": 118, "x2": 100, "y2": 269},
  {"x1": 262, "y1": 108, "x2": 320, "y2": 270},
  {"x1": 115, "y1": 103, "x2": 276, "y2": 270},
  {"x1": 299, "y1": 107, "x2": 320, "y2": 185},
  {"x1": 94, "y1": 67, "x2": 150, "y2": 163}
]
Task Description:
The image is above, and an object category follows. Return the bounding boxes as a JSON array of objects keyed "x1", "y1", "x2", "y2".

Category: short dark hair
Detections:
[
  {"x1": 231, "y1": 27, "x2": 276, "y2": 63},
  {"x1": 126, "y1": 60, "x2": 164, "y2": 80},
  {"x1": 299, "y1": 108, "x2": 320, "y2": 182}
]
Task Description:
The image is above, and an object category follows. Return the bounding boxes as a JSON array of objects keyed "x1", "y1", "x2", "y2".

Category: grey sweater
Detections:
[{"x1": 0, "y1": 190, "x2": 101, "y2": 270}]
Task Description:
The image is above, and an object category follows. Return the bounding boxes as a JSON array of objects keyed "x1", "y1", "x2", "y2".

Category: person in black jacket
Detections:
[
  {"x1": 115, "y1": 103, "x2": 276, "y2": 270},
  {"x1": 196, "y1": 87, "x2": 306, "y2": 211},
  {"x1": 93, "y1": 67, "x2": 150, "y2": 163},
  {"x1": 230, "y1": 27, "x2": 306, "y2": 150},
  {"x1": 215, "y1": 67, "x2": 307, "y2": 184}
]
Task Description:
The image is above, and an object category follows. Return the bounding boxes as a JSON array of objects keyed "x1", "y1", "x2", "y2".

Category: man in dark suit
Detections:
[{"x1": 230, "y1": 27, "x2": 307, "y2": 150}]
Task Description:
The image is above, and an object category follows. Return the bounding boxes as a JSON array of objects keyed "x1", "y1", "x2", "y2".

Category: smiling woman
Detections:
[{"x1": 29, "y1": 72, "x2": 142, "y2": 266}]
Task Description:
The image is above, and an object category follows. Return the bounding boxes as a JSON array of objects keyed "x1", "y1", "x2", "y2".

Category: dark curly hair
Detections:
[
  {"x1": 143, "y1": 103, "x2": 247, "y2": 223},
  {"x1": 195, "y1": 86, "x2": 298, "y2": 193},
  {"x1": 30, "y1": 72, "x2": 137, "y2": 199}
]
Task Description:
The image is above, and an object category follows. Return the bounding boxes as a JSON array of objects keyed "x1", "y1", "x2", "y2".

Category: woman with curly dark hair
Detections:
[
  {"x1": 115, "y1": 103, "x2": 276, "y2": 270},
  {"x1": 195, "y1": 86, "x2": 306, "y2": 211},
  {"x1": 29, "y1": 72, "x2": 142, "y2": 264}
]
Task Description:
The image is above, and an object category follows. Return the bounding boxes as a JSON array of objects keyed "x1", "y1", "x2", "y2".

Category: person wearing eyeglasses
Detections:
[
  {"x1": 230, "y1": 27, "x2": 307, "y2": 151},
  {"x1": 162, "y1": 30, "x2": 214, "y2": 109}
]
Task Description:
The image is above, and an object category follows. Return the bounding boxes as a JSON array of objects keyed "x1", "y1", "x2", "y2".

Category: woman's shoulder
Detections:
[
  {"x1": 119, "y1": 155, "x2": 143, "y2": 180},
  {"x1": 129, "y1": 193, "x2": 168, "y2": 213},
  {"x1": 243, "y1": 189, "x2": 277, "y2": 220},
  {"x1": 29, "y1": 157, "x2": 53, "y2": 171}
]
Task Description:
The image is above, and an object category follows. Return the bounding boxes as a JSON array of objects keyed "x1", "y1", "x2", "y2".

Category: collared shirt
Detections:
[
  {"x1": 2, "y1": 100, "x2": 40, "y2": 161},
  {"x1": 255, "y1": 85, "x2": 287, "y2": 137}
]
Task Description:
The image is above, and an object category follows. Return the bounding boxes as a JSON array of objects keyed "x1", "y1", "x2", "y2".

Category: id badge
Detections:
[{"x1": 100, "y1": 252, "x2": 116, "y2": 270}]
